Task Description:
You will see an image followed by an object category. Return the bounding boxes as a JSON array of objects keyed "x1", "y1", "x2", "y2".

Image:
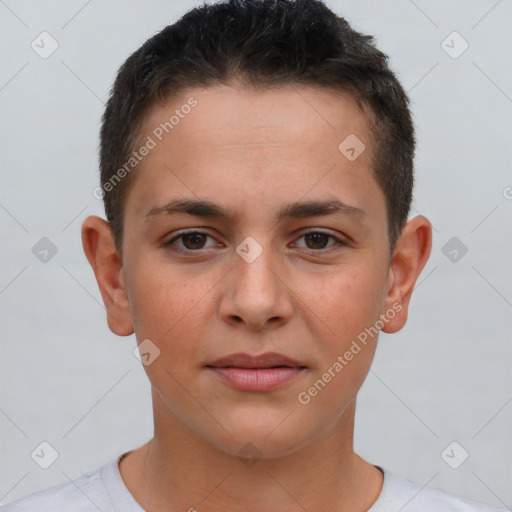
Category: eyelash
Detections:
[{"x1": 162, "y1": 229, "x2": 349, "y2": 255}]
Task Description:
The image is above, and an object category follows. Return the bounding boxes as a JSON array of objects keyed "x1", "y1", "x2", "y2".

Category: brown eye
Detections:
[
  {"x1": 164, "y1": 231, "x2": 217, "y2": 253},
  {"x1": 304, "y1": 232, "x2": 330, "y2": 249},
  {"x1": 294, "y1": 230, "x2": 346, "y2": 251},
  {"x1": 181, "y1": 233, "x2": 208, "y2": 250}
]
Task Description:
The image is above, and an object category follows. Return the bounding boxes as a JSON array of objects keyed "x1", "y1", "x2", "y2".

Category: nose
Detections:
[{"x1": 218, "y1": 239, "x2": 294, "y2": 332}]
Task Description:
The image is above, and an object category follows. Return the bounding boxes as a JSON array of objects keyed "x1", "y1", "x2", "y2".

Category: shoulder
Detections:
[
  {"x1": 371, "y1": 468, "x2": 507, "y2": 512},
  {"x1": 0, "y1": 461, "x2": 113, "y2": 512}
]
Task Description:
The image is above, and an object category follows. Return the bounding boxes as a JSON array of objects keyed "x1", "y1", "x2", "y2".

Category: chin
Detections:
[{"x1": 202, "y1": 410, "x2": 315, "y2": 461}]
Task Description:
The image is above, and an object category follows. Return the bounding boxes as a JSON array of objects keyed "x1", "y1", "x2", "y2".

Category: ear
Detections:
[
  {"x1": 381, "y1": 215, "x2": 432, "y2": 334},
  {"x1": 81, "y1": 215, "x2": 134, "y2": 336}
]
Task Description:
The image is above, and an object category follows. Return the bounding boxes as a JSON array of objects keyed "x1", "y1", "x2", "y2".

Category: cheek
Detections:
[
  {"x1": 296, "y1": 269, "x2": 383, "y2": 413},
  {"x1": 128, "y1": 269, "x2": 214, "y2": 398},
  {"x1": 301, "y1": 263, "x2": 386, "y2": 344},
  {"x1": 127, "y1": 261, "x2": 209, "y2": 349}
]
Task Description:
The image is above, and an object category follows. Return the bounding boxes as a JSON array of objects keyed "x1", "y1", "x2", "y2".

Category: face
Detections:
[{"x1": 108, "y1": 83, "x2": 405, "y2": 457}]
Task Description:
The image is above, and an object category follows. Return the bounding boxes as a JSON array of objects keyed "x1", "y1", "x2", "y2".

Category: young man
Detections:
[{"x1": 2, "y1": 0, "x2": 506, "y2": 510}]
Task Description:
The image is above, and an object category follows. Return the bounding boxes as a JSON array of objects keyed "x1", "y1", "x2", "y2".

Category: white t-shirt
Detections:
[{"x1": 1, "y1": 453, "x2": 506, "y2": 512}]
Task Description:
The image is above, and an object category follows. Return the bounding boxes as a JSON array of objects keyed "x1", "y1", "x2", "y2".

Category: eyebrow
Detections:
[{"x1": 145, "y1": 198, "x2": 367, "y2": 222}]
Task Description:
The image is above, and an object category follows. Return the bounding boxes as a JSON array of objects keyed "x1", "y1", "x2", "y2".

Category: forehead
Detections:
[
  {"x1": 125, "y1": 82, "x2": 382, "y2": 223},
  {"x1": 140, "y1": 82, "x2": 374, "y2": 152}
]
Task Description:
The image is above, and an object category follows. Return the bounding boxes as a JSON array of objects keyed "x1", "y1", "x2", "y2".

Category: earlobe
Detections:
[
  {"x1": 81, "y1": 215, "x2": 134, "y2": 336},
  {"x1": 381, "y1": 215, "x2": 432, "y2": 334}
]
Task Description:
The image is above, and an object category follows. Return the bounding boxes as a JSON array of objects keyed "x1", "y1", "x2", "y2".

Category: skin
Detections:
[{"x1": 82, "y1": 82, "x2": 432, "y2": 511}]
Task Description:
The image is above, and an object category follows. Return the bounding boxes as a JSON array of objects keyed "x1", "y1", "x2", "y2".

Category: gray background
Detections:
[{"x1": 1, "y1": 0, "x2": 511, "y2": 508}]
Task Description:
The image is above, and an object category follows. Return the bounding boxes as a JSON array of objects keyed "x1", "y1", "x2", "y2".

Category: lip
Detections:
[
  {"x1": 207, "y1": 352, "x2": 305, "y2": 369},
  {"x1": 205, "y1": 352, "x2": 307, "y2": 392}
]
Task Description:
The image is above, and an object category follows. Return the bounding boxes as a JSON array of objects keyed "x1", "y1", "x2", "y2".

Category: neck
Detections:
[{"x1": 119, "y1": 392, "x2": 383, "y2": 512}]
